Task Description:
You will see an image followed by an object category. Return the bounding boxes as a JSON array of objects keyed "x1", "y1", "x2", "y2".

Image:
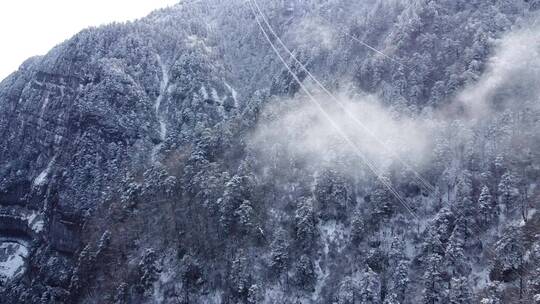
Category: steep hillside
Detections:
[{"x1": 0, "y1": 0, "x2": 538, "y2": 303}]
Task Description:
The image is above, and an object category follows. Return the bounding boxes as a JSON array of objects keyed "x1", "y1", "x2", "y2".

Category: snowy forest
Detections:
[{"x1": 0, "y1": 0, "x2": 539, "y2": 303}]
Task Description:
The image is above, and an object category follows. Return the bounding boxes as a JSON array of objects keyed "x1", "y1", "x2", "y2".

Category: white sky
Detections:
[{"x1": 0, "y1": 0, "x2": 179, "y2": 81}]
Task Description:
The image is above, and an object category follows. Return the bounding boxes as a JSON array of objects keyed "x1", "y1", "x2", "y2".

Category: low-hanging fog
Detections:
[
  {"x1": 251, "y1": 19, "x2": 540, "y2": 181},
  {"x1": 458, "y1": 21, "x2": 540, "y2": 116}
]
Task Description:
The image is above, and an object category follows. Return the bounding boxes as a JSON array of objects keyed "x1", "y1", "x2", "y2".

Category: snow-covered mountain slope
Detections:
[{"x1": 0, "y1": 0, "x2": 539, "y2": 303}]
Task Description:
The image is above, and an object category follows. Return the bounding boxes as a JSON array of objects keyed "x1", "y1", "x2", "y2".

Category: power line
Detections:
[
  {"x1": 250, "y1": 0, "x2": 503, "y2": 256},
  {"x1": 251, "y1": 0, "x2": 434, "y2": 193},
  {"x1": 318, "y1": 13, "x2": 407, "y2": 68},
  {"x1": 247, "y1": 0, "x2": 508, "y2": 279},
  {"x1": 247, "y1": 0, "x2": 431, "y2": 234}
]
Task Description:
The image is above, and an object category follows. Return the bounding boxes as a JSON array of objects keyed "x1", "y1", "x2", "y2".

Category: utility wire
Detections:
[
  {"x1": 251, "y1": 0, "x2": 434, "y2": 193},
  {"x1": 252, "y1": 2, "x2": 509, "y2": 252},
  {"x1": 247, "y1": 0, "x2": 502, "y2": 274}
]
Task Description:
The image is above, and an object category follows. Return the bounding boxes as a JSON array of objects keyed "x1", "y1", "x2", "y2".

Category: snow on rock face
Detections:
[
  {"x1": 312, "y1": 220, "x2": 349, "y2": 300},
  {"x1": 200, "y1": 86, "x2": 209, "y2": 100},
  {"x1": 0, "y1": 208, "x2": 45, "y2": 236},
  {"x1": 186, "y1": 34, "x2": 213, "y2": 53},
  {"x1": 33, "y1": 158, "x2": 54, "y2": 187},
  {"x1": 151, "y1": 54, "x2": 171, "y2": 164},
  {"x1": 0, "y1": 242, "x2": 29, "y2": 283},
  {"x1": 0, "y1": 1, "x2": 537, "y2": 303},
  {"x1": 24, "y1": 211, "x2": 44, "y2": 234},
  {"x1": 224, "y1": 81, "x2": 239, "y2": 108}
]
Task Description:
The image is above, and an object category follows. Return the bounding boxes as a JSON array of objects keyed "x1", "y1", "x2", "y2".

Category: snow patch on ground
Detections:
[
  {"x1": 151, "y1": 54, "x2": 170, "y2": 164},
  {"x1": 186, "y1": 34, "x2": 213, "y2": 53},
  {"x1": 201, "y1": 86, "x2": 209, "y2": 100},
  {"x1": 153, "y1": 256, "x2": 175, "y2": 303},
  {"x1": 471, "y1": 265, "x2": 490, "y2": 291},
  {"x1": 39, "y1": 94, "x2": 50, "y2": 120},
  {"x1": 0, "y1": 242, "x2": 29, "y2": 282},
  {"x1": 527, "y1": 208, "x2": 537, "y2": 220},
  {"x1": 224, "y1": 81, "x2": 239, "y2": 107},
  {"x1": 319, "y1": 220, "x2": 348, "y2": 254},
  {"x1": 312, "y1": 256, "x2": 329, "y2": 301},
  {"x1": 33, "y1": 158, "x2": 55, "y2": 187},
  {"x1": 155, "y1": 54, "x2": 169, "y2": 141},
  {"x1": 313, "y1": 220, "x2": 349, "y2": 300},
  {"x1": 24, "y1": 211, "x2": 44, "y2": 233},
  {"x1": 265, "y1": 286, "x2": 286, "y2": 303},
  {"x1": 211, "y1": 87, "x2": 220, "y2": 103}
]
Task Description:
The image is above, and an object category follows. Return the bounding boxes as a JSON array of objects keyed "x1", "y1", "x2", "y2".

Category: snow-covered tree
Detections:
[
  {"x1": 269, "y1": 229, "x2": 290, "y2": 279},
  {"x1": 387, "y1": 258, "x2": 410, "y2": 303},
  {"x1": 368, "y1": 176, "x2": 396, "y2": 226},
  {"x1": 314, "y1": 169, "x2": 351, "y2": 221},
  {"x1": 422, "y1": 254, "x2": 446, "y2": 304},
  {"x1": 351, "y1": 209, "x2": 366, "y2": 245},
  {"x1": 358, "y1": 267, "x2": 381, "y2": 304},
  {"x1": 247, "y1": 284, "x2": 263, "y2": 304},
  {"x1": 219, "y1": 173, "x2": 254, "y2": 233},
  {"x1": 445, "y1": 218, "x2": 471, "y2": 277},
  {"x1": 235, "y1": 200, "x2": 256, "y2": 235},
  {"x1": 449, "y1": 276, "x2": 473, "y2": 304},
  {"x1": 497, "y1": 171, "x2": 519, "y2": 215},
  {"x1": 229, "y1": 249, "x2": 251, "y2": 299},
  {"x1": 478, "y1": 185, "x2": 496, "y2": 227},
  {"x1": 294, "y1": 254, "x2": 316, "y2": 291},
  {"x1": 295, "y1": 197, "x2": 316, "y2": 252},
  {"x1": 138, "y1": 249, "x2": 161, "y2": 295},
  {"x1": 336, "y1": 276, "x2": 359, "y2": 304}
]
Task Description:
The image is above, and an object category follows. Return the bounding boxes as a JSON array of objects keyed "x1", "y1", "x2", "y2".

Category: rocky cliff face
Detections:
[
  {"x1": 0, "y1": 1, "x2": 539, "y2": 303},
  {"x1": 0, "y1": 2, "x2": 253, "y2": 300}
]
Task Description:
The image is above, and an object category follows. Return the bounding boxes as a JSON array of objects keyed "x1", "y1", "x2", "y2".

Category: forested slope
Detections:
[{"x1": 0, "y1": 0, "x2": 538, "y2": 303}]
